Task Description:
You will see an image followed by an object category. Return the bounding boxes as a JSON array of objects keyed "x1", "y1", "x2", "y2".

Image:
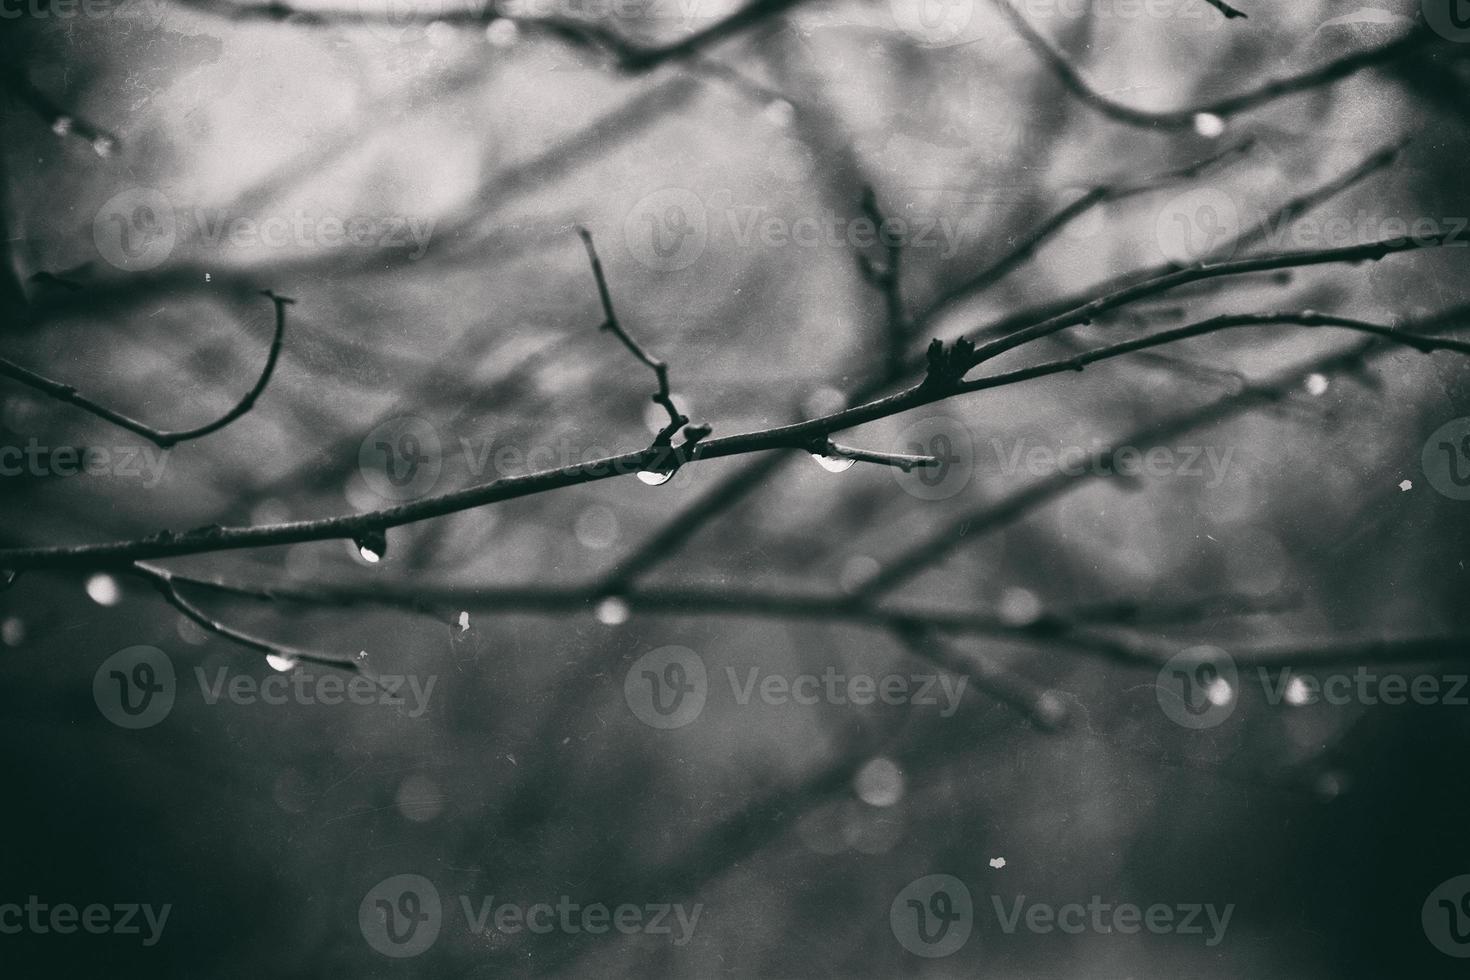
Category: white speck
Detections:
[
  {"x1": 506, "y1": 753, "x2": 518, "y2": 766},
  {"x1": 1284, "y1": 675, "x2": 1313, "y2": 706},
  {"x1": 204, "y1": 272, "x2": 211, "y2": 282},
  {"x1": 1398, "y1": 479, "x2": 1413, "y2": 492},
  {"x1": 595, "y1": 596, "x2": 630, "y2": 626},
  {"x1": 1305, "y1": 373, "x2": 1330, "y2": 397},
  {"x1": 989, "y1": 857, "x2": 1006, "y2": 869},
  {"x1": 457, "y1": 610, "x2": 470, "y2": 633},
  {"x1": 1192, "y1": 112, "x2": 1226, "y2": 138},
  {"x1": 1206, "y1": 675, "x2": 1234, "y2": 707},
  {"x1": 51, "y1": 116, "x2": 73, "y2": 137},
  {"x1": 85, "y1": 573, "x2": 121, "y2": 607},
  {"x1": 1, "y1": 616, "x2": 24, "y2": 647}
]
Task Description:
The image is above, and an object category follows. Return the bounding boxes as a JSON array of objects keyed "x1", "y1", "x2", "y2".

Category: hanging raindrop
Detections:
[
  {"x1": 354, "y1": 527, "x2": 387, "y2": 564},
  {"x1": 811, "y1": 452, "x2": 856, "y2": 473},
  {"x1": 266, "y1": 653, "x2": 298, "y2": 672},
  {"x1": 636, "y1": 469, "x2": 674, "y2": 486}
]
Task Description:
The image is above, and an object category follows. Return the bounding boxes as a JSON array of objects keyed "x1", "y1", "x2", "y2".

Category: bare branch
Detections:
[
  {"x1": 894, "y1": 625, "x2": 1069, "y2": 730},
  {"x1": 0, "y1": 290, "x2": 291, "y2": 448},
  {"x1": 917, "y1": 138, "x2": 1256, "y2": 324},
  {"x1": 131, "y1": 562, "x2": 369, "y2": 673},
  {"x1": 0, "y1": 237, "x2": 1454, "y2": 571},
  {"x1": 854, "y1": 309, "x2": 1470, "y2": 600},
  {"x1": 1, "y1": 67, "x2": 117, "y2": 155},
  {"x1": 819, "y1": 440, "x2": 940, "y2": 472},
  {"x1": 993, "y1": 1, "x2": 1435, "y2": 129},
  {"x1": 577, "y1": 227, "x2": 689, "y2": 447},
  {"x1": 1200, "y1": 0, "x2": 1246, "y2": 18}
]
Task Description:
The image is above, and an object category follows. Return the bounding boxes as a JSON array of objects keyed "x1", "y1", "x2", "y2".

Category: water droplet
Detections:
[
  {"x1": 457, "y1": 611, "x2": 470, "y2": 633},
  {"x1": 353, "y1": 527, "x2": 387, "y2": 564},
  {"x1": 854, "y1": 757, "x2": 905, "y2": 808},
  {"x1": 574, "y1": 505, "x2": 619, "y2": 550},
  {"x1": 266, "y1": 652, "x2": 298, "y2": 672},
  {"x1": 1305, "y1": 373, "x2": 1329, "y2": 397},
  {"x1": 998, "y1": 587, "x2": 1042, "y2": 626},
  {"x1": 485, "y1": 18, "x2": 518, "y2": 46},
  {"x1": 989, "y1": 857, "x2": 1007, "y2": 870},
  {"x1": 1399, "y1": 479, "x2": 1413, "y2": 492},
  {"x1": 595, "y1": 596, "x2": 630, "y2": 626},
  {"x1": 1284, "y1": 675, "x2": 1313, "y2": 706},
  {"x1": 91, "y1": 135, "x2": 115, "y2": 158},
  {"x1": 762, "y1": 99, "x2": 796, "y2": 128},
  {"x1": 1192, "y1": 112, "x2": 1225, "y2": 138},
  {"x1": 51, "y1": 116, "x2": 73, "y2": 137},
  {"x1": 811, "y1": 453, "x2": 856, "y2": 473},
  {"x1": 636, "y1": 469, "x2": 674, "y2": 486},
  {"x1": 85, "y1": 573, "x2": 121, "y2": 607},
  {"x1": 1, "y1": 616, "x2": 24, "y2": 647},
  {"x1": 1205, "y1": 675, "x2": 1234, "y2": 707},
  {"x1": 395, "y1": 774, "x2": 444, "y2": 823}
]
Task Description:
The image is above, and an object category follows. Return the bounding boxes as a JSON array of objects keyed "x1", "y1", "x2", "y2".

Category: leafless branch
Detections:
[
  {"x1": 0, "y1": 236, "x2": 1454, "y2": 571},
  {"x1": 994, "y1": 1, "x2": 1437, "y2": 129},
  {"x1": 0, "y1": 290, "x2": 291, "y2": 448},
  {"x1": 577, "y1": 227, "x2": 691, "y2": 448}
]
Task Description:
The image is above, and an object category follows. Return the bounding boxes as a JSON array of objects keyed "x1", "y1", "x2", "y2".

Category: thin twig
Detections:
[
  {"x1": 0, "y1": 290, "x2": 291, "y2": 448},
  {"x1": 0, "y1": 237, "x2": 1454, "y2": 571},
  {"x1": 820, "y1": 440, "x2": 940, "y2": 472},
  {"x1": 577, "y1": 227, "x2": 689, "y2": 446},
  {"x1": 994, "y1": 0, "x2": 1435, "y2": 129},
  {"x1": 131, "y1": 562, "x2": 369, "y2": 673}
]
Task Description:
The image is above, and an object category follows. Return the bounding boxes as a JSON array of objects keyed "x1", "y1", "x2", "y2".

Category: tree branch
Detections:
[
  {"x1": 0, "y1": 237, "x2": 1453, "y2": 571},
  {"x1": 994, "y1": 1, "x2": 1435, "y2": 129},
  {"x1": 0, "y1": 290, "x2": 291, "y2": 448}
]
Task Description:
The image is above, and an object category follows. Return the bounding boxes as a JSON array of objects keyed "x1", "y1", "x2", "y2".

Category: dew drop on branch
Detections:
[
  {"x1": 353, "y1": 528, "x2": 387, "y2": 564},
  {"x1": 636, "y1": 469, "x2": 675, "y2": 486},
  {"x1": 266, "y1": 653, "x2": 298, "y2": 672},
  {"x1": 811, "y1": 453, "x2": 856, "y2": 473}
]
